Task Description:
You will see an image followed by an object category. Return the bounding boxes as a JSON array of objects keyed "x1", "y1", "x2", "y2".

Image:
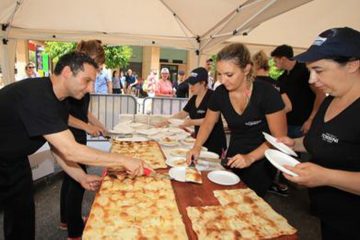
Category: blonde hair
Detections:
[
  {"x1": 76, "y1": 40, "x2": 105, "y2": 66},
  {"x1": 217, "y1": 43, "x2": 254, "y2": 82},
  {"x1": 252, "y1": 50, "x2": 269, "y2": 71}
]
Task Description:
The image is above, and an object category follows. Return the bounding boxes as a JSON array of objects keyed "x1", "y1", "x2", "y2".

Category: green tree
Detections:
[
  {"x1": 104, "y1": 45, "x2": 132, "y2": 69},
  {"x1": 44, "y1": 41, "x2": 132, "y2": 69},
  {"x1": 44, "y1": 41, "x2": 76, "y2": 64}
]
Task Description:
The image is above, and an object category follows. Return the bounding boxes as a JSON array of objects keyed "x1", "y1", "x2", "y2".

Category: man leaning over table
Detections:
[{"x1": 0, "y1": 51, "x2": 147, "y2": 240}]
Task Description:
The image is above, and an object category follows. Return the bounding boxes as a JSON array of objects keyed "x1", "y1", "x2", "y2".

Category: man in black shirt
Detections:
[
  {"x1": 271, "y1": 45, "x2": 325, "y2": 138},
  {"x1": 0, "y1": 52, "x2": 146, "y2": 240}
]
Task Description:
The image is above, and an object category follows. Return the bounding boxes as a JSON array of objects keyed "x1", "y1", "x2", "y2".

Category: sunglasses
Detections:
[{"x1": 27, "y1": 66, "x2": 35, "y2": 69}]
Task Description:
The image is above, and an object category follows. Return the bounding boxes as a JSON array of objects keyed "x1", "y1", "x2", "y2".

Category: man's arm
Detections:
[
  {"x1": 281, "y1": 93, "x2": 292, "y2": 113},
  {"x1": 44, "y1": 130, "x2": 145, "y2": 176},
  {"x1": 68, "y1": 114, "x2": 104, "y2": 137}
]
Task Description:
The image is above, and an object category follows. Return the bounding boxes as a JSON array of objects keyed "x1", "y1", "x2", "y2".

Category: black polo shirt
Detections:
[{"x1": 278, "y1": 62, "x2": 314, "y2": 125}]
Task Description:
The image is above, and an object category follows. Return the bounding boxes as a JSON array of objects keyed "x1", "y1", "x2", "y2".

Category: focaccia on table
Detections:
[
  {"x1": 83, "y1": 173, "x2": 187, "y2": 240},
  {"x1": 110, "y1": 140, "x2": 167, "y2": 169},
  {"x1": 187, "y1": 188, "x2": 296, "y2": 240}
]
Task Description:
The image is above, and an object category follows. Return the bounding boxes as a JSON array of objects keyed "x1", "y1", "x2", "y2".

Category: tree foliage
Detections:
[
  {"x1": 104, "y1": 45, "x2": 132, "y2": 69},
  {"x1": 44, "y1": 41, "x2": 132, "y2": 70},
  {"x1": 44, "y1": 42, "x2": 76, "y2": 63}
]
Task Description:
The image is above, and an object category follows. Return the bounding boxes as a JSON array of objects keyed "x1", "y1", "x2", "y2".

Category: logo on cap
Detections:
[
  {"x1": 313, "y1": 36, "x2": 327, "y2": 46},
  {"x1": 190, "y1": 72, "x2": 198, "y2": 77}
]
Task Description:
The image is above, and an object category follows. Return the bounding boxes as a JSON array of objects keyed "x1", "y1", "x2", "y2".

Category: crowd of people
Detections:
[{"x1": 1, "y1": 26, "x2": 359, "y2": 240}]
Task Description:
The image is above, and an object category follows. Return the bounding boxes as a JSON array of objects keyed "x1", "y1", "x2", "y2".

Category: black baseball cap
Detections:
[
  {"x1": 187, "y1": 67, "x2": 208, "y2": 85},
  {"x1": 294, "y1": 27, "x2": 360, "y2": 62},
  {"x1": 271, "y1": 44, "x2": 294, "y2": 59}
]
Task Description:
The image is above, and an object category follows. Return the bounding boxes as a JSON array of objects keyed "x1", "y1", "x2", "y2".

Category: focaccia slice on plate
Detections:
[{"x1": 185, "y1": 167, "x2": 202, "y2": 184}]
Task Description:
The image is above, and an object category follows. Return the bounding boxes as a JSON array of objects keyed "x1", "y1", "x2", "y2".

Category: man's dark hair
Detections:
[
  {"x1": 54, "y1": 51, "x2": 98, "y2": 75},
  {"x1": 271, "y1": 44, "x2": 294, "y2": 59}
]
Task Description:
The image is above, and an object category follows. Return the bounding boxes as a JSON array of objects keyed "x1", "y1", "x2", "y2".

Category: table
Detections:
[
  {"x1": 169, "y1": 170, "x2": 297, "y2": 240},
  {"x1": 85, "y1": 135, "x2": 297, "y2": 239}
]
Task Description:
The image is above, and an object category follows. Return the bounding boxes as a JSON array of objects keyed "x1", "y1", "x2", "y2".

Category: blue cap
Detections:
[{"x1": 294, "y1": 27, "x2": 360, "y2": 62}]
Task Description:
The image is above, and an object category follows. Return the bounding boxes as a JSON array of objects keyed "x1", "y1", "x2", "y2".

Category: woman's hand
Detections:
[
  {"x1": 186, "y1": 146, "x2": 201, "y2": 165},
  {"x1": 283, "y1": 162, "x2": 329, "y2": 188},
  {"x1": 180, "y1": 119, "x2": 192, "y2": 128},
  {"x1": 79, "y1": 174, "x2": 102, "y2": 191},
  {"x1": 276, "y1": 136, "x2": 295, "y2": 148},
  {"x1": 155, "y1": 120, "x2": 169, "y2": 128},
  {"x1": 227, "y1": 154, "x2": 255, "y2": 169}
]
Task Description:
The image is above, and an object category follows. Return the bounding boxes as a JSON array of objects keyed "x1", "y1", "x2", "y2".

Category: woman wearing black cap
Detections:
[
  {"x1": 279, "y1": 27, "x2": 360, "y2": 240},
  {"x1": 187, "y1": 43, "x2": 287, "y2": 197},
  {"x1": 159, "y1": 67, "x2": 226, "y2": 156}
]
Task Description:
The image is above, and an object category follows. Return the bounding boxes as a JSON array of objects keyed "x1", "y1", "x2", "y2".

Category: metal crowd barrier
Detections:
[
  {"x1": 142, "y1": 96, "x2": 188, "y2": 115},
  {"x1": 89, "y1": 93, "x2": 137, "y2": 133}
]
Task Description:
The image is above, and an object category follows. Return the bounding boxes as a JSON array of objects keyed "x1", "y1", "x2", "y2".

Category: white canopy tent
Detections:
[
  {"x1": 227, "y1": 0, "x2": 360, "y2": 54},
  {"x1": 0, "y1": 0, "x2": 312, "y2": 85}
]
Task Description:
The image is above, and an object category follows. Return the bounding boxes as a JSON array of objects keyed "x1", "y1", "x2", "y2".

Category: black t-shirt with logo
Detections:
[
  {"x1": 208, "y1": 81, "x2": 284, "y2": 196},
  {"x1": 0, "y1": 78, "x2": 69, "y2": 187},
  {"x1": 278, "y1": 62, "x2": 314, "y2": 125},
  {"x1": 183, "y1": 89, "x2": 226, "y2": 155},
  {"x1": 304, "y1": 96, "x2": 360, "y2": 229}
]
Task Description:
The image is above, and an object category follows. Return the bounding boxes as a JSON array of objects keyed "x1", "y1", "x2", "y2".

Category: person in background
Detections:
[
  {"x1": 252, "y1": 50, "x2": 292, "y2": 197},
  {"x1": 279, "y1": 27, "x2": 360, "y2": 240},
  {"x1": 124, "y1": 69, "x2": 137, "y2": 94},
  {"x1": 0, "y1": 51, "x2": 147, "y2": 240},
  {"x1": 143, "y1": 70, "x2": 157, "y2": 97},
  {"x1": 175, "y1": 70, "x2": 189, "y2": 98},
  {"x1": 158, "y1": 67, "x2": 226, "y2": 155},
  {"x1": 271, "y1": 44, "x2": 325, "y2": 138},
  {"x1": 119, "y1": 70, "x2": 126, "y2": 93},
  {"x1": 59, "y1": 40, "x2": 106, "y2": 240},
  {"x1": 94, "y1": 66, "x2": 112, "y2": 94},
  {"x1": 187, "y1": 43, "x2": 287, "y2": 197},
  {"x1": 131, "y1": 77, "x2": 147, "y2": 98},
  {"x1": 155, "y1": 67, "x2": 174, "y2": 97},
  {"x1": 112, "y1": 70, "x2": 122, "y2": 94},
  {"x1": 205, "y1": 58, "x2": 214, "y2": 89},
  {"x1": 23, "y1": 62, "x2": 40, "y2": 79}
]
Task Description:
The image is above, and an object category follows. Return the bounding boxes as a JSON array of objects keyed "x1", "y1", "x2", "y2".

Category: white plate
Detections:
[
  {"x1": 263, "y1": 132, "x2": 298, "y2": 157},
  {"x1": 207, "y1": 170, "x2": 240, "y2": 185},
  {"x1": 199, "y1": 151, "x2": 219, "y2": 159},
  {"x1": 114, "y1": 136, "x2": 148, "y2": 142},
  {"x1": 167, "y1": 127, "x2": 185, "y2": 134},
  {"x1": 264, "y1": 149, "x2": 300, "y2": 177},
  {"x1": 166, "y1": 157, "x2": 187, "y2": 167},
  {"x1": 111, "y1": 126, "x2": 134, "y2": 134},
  {"x1": 168, "y1": 167, "x2": 186, "y2": 182},
  {"x1": 136, "y1": 128, "x2": 158, "y2": 136},
  {"x1": 159, "y1": 137, "x2": 179, "y2": 147},
  {"x1": 169, "y1": 148, "x2": 189, "y2": 157},
  {"x1": 128, "y1": 122, "x2": 147, "y2": 128},
  {"x1": 168, "y1": 119, "x2": 184, "y2": 127},
  {"x1": 181, "y1": 137, "x2": 196, "y2": 146}
]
